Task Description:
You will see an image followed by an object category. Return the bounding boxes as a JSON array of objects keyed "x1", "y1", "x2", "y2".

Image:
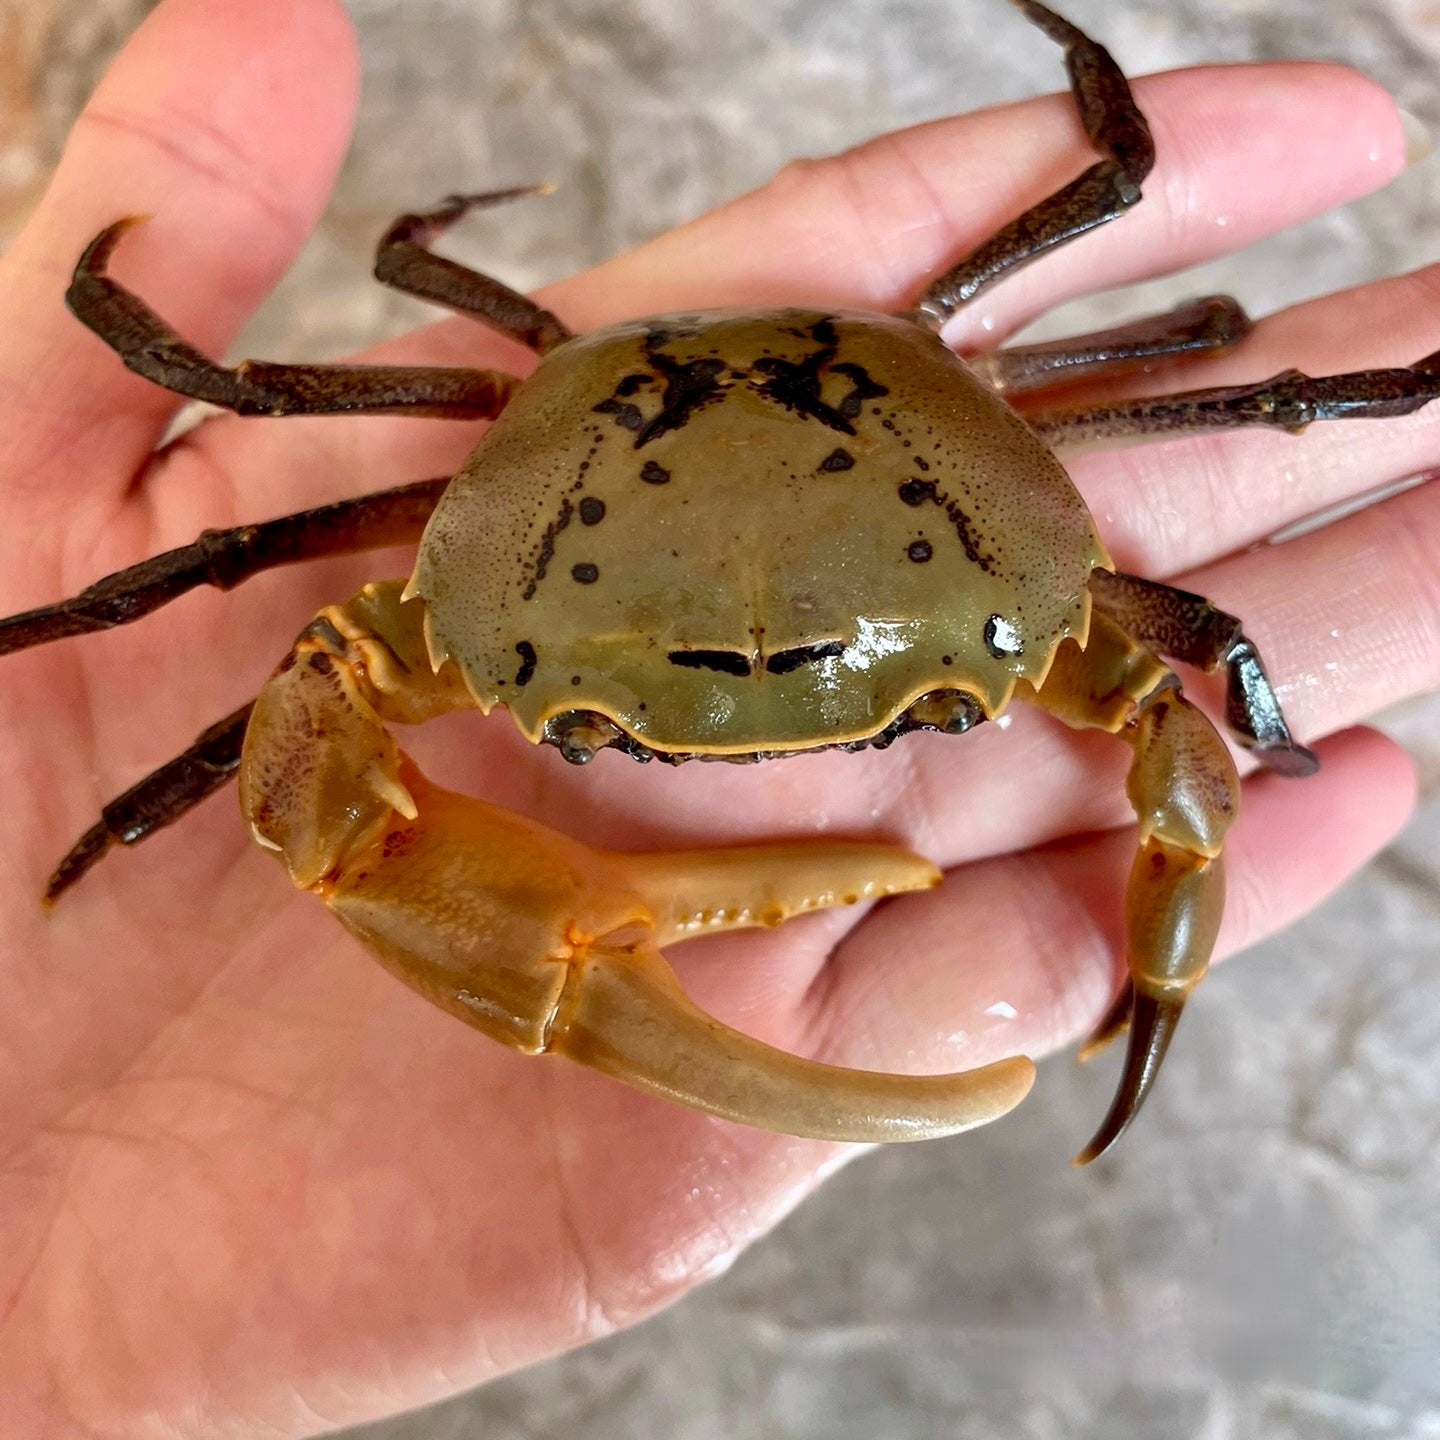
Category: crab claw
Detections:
[
  {"x1": 319, "y1": 776, "x2": 1036, "y2": 1145},
  {"x1": 242, "y1": 590, "x2": 1036, "y2": 1145},
  {"x1": 555, "y1": 936, "x2": 1036, "y2": 1143}
]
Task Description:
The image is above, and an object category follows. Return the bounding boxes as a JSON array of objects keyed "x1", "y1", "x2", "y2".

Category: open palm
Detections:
[{"x1": 1, "y1": 2, "x2": 1436, "y2": 1436}]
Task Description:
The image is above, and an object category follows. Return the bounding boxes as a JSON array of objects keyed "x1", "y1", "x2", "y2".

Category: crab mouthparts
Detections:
[{"x1": 541, "y1": 690, "x2": 986, "y2": 765}]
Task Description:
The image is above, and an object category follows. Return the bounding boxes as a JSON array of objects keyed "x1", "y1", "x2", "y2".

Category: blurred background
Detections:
[{"x1": 4, "y1": 1, "x2": 1438, "y2": 1435}]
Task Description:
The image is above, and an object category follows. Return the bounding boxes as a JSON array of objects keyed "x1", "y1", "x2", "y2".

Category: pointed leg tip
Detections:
[
  {"x1": 41, "y1": 822, "x2": 114, "y2": 908},
  {"x1": 1072, "y1": 990, "x2": 1184, "y2": 1166},
  {"x1": 76, "y1": 215, "x2": 147, "y2": 275},
  {"x1": 1262, "y1": 743, "x2": 1320, "y2": 779},
  {"x1": 1070, "y1": 1107, "x2": 1132, "y2": 1167}
]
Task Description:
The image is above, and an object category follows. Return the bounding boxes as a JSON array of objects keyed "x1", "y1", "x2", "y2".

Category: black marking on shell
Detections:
[
  {"x1": 667, "y1": 648, "x2": 753, "y2": 677},
  {"x1": 635, "y1": 352, "x2": 729, "y2": 447},
  {"x1": 943, "y1": 496, "x2": 995, "y2": 572},
  {"x1": 752, "y1": 337, "x2": 854, "y2": 434},
  {"x1": 593, "y1": 398, "x2": 643, "y2": 431},
  {"x1": 817, "y1": 447, "x2": 855, "y2": 473},
  {"x1": 908, "y1": 539, "x2": 934, "y2": 563},
  {"x1": 983, "y1": 614, "x2": 1023, "y2": 658},
  {"x1": 571, "y1": 563, "x2": 600, "y2": 584},
  {"x1": 894, "y1": 477, "x2": 995, "y2": 573},
  {"x1": 514, "y1": 641, "x2": 537, "y2": 687},
  {"x1": 578, "y1": 496, "x2": 606, "y2": 525},
  {"x1": 830, "y1": 360, "x2": 890, "y2": 418},
  {"x1": 765, "y1": 640, "x2": 845, "y2": 675},
  {"x1": 641, "y1": 460, "x2": 671, "y2": 485},
  {"x1": 521, "y1": 496, "x2": 574, "y2": 601}
]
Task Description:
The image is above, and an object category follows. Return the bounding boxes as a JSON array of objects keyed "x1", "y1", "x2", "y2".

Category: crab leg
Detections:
[
  {"x1": 43, "y1": 702, "x2": 254, "y2": 904},
  {"x1": 1019, "y1": 612, "x2": 1240, "y2": 1163},
  {"x1": 0, "y1": 477, "x2": 449, "y2": 657},
  {"x1": 374, "y1": 188, "x2": 574, "y2": 354},
  {"x1": 69, "y1": 220, "x2": 518, "y2": 419},
  {"x1": 237, "y1": 580, "x2": 1035, "y2": 1142},
  {"x1": 968, "y1": 296, "x2": 1251, "y2": 396},
  {"x1": 1025, "y1": 350, "x2": 1440, "y2": 446},
  {"x1": 1088, "y1": 568, "x2": 1319, "y2": 776},
  {"x1": 907, "y1": 0, "x2": 1154, "y2": 330}
]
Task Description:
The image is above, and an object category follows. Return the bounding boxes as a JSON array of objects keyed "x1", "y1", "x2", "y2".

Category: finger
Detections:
[
  {"x1": 796, "y1": 726, "x2": 1414, "y2": 1077},
  {"x1": 1063, "y1": 262, "x2": 1440, "y2": 578},
  {"x1": 0, "y1": 0, "x2": 357, "y2": 511},
  {"x1": 161, "y1": 62, "x2": 1411, "y2": 526},
  {"x1": 1173, "y1": 470, "x2": 1440, "y2": 750}
]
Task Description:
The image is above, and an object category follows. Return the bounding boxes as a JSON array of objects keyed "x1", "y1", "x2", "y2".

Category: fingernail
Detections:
[{"x1": 1399, "y1": 107, "x2": 1432, "y2": 167}]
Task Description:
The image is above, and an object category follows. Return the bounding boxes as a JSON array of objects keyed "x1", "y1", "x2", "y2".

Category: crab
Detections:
[{"x1": 4, "y1": 0, "x2": 1439, "y2": 1165}]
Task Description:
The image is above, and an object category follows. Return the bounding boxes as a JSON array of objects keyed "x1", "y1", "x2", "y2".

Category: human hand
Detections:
[{"x1": 1, "y1": 1, "x2": 1435, "y2": 1436}]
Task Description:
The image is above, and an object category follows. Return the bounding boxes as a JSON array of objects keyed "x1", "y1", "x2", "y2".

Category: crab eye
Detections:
[
  {"x1": 765, "y1": 640, "x2": 846, "y2": 675},
  {"x1": 667, "y1": 649, "x2": 753, "y2": 677}
]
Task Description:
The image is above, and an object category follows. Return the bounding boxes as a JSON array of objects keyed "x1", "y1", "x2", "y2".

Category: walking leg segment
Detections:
[
  {"x1": 373, "y1": 188, "x2": 574, "y2": 354},
  {"x1": 1089, "y1": 568, "x2": 1319, "y2": 776},
  {"x1": 970, "y1": 296, "x2": 1251, "y2": 396},
  {"x1": 907, "y1": 0, "x2": 1154, "y2": 330},
  {"x1": 1026, "y1": 350, "x2": 1440, "y2": 447},
  {"x1": 69, "y1": 220, "x2": 520, "y2": 419},
  {"x1": 1020, "y1": 612, "x2": 1241, "y2": 1162},
  {"x1": 0, "y1": 477, "x2": 449, "y2": 657}
]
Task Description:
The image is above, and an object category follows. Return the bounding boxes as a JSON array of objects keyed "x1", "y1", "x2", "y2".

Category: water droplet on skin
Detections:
[
  {"x1": 1214, "y1": 214, "x2": 1228, "y2": 227},
  {"x1": 994, "y1": 712, "x2": 1013, "y2": 729},
  {"x1": 979, "y1": 314, "x2": 996, "y2": 332},
  {"x1": 985, "y1": 1000, "x2": 1019, "y2": 1020},
  {"x1": 1329, "y1": 628, "x2": 1341, "y2": 639}
]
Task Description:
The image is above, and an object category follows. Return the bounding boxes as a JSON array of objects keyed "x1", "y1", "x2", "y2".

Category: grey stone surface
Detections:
[{"x1": 17, "y1": 1, "x2": 1440, "y2": 1436}]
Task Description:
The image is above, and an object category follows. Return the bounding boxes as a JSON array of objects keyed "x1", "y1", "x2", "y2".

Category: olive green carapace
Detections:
[{"x1": 412, "y1": 309, "x2": 1109, "y2": 751}]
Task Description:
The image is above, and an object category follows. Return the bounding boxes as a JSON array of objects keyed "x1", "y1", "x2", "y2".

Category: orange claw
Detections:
[
  {"x1": 239, "y1": 585, "x2": 1037, "y2": 1144},
  {"x1": 554, "y1": 931, "x2": 1035, "y2": 1143},
  {"x1": 318, "y1": 772, "x2": 1037, "y2": 1144}
]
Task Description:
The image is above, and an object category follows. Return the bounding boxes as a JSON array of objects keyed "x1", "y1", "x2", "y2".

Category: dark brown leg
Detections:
[
  {"x1": 69, "y1": 221, "x2": 519, "y2": 419},
  {"x1": 374, "y1": 188, "x2": 574, "y2": 354},
  {"x1": 906, "y1": 0, "x2": 1154, "y2": 330},
  {"x1": 969, "y1": 296, "x2": 1251, "y2": 396},
  {"x1": 1026, "y1": 349, "x2": 1440, "y2": 445},
  {"x1": 1089, "y1": 568, "x2": 1319, "y2": 777},
  {"x1": 44, "y1": 703, "x2": 254, "y2": 904},
  {"x1": 0, "y1": 477, "x2": 448, "y2": 657}
]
